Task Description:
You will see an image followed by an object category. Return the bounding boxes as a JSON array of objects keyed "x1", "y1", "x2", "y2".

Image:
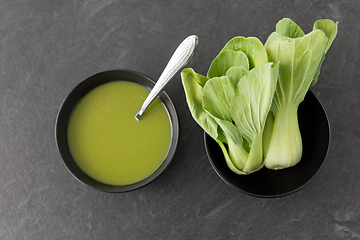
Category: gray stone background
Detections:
[{"x1": 0, "y1": 0, "x2": 358, "y2": 239}]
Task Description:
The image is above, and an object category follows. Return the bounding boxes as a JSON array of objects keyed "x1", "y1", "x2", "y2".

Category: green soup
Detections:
[{"x1": 67, "y1": 81, "x2": 172, "y2": 186}]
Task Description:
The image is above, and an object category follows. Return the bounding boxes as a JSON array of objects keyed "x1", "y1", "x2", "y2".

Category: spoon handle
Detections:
[{"x1": 135, "y1": 35, "x2": 199, "y2": 121}]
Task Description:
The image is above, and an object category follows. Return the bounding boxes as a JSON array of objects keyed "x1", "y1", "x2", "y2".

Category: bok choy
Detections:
[
  {"x1": 181, "y1": 37, "x2": 279, "y2": 174},
  {"x1": 181, "y1": 18, "x2": 338, "y2": 175},
  {"x1": 263, "y1": 18, "x2": 338, "y2": 169}
]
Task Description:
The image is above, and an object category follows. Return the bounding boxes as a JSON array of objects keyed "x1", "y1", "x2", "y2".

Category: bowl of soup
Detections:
[{"x1": 55, "y1": 69, "x2": 179, "y2": 192}]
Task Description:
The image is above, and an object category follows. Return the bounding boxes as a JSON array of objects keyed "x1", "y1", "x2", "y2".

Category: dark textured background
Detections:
[{"x1": 0, "y1": 0, "x2": 358, "y2": 239}]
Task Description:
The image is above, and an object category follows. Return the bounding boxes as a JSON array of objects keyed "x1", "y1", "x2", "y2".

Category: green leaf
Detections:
[
  {"x1": 181, "y1": 68, "x2": 218, "y2": 139},
  {"x1": 262, "y1": 112, "x2": 274, "y2": 159},
  {"x1": 207, "y1": 50, "x2": 249, "y2": 79},
  {"x1": 203, "y1": 76, "x2": 235, "y2": 122},
  {"x1": 225, "y1": 66, "x2": 248, "y2": 86},
  {"x1": 214, "y1": 118, "x2": 242, "y2": 145},
  {"x1": 216, "y1": 139, "x2": 248, "y2": 175},
  {"x1": 228, "y1": 63, "x2": 278, "y2": 173},
  {"x1": 265, "y1": 29, "x2": 328, "y2": 107},
  {"x1": 215, "y1": 118, "x2": 248, "y2": 170},
  {"x1": 220, "y1": 36, "x2": 268, "y2": 69},
  {"x1": 313, "y1": 19, "x2": 338, "y2": 54},
  {"x1": 230, "y1": 63, "x2": 278, "y2": 145},
  {"x1": 275, "y1": 18, "x2": 305, "y2": 38},
  {"x1": 310, "y1": 19, "x2": 338, "y2": 87},
  {"x1": 202, "y1": 76, "x2": 252, "y2": 172}
]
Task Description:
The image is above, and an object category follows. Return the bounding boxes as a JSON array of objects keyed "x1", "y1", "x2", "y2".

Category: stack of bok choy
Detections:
[{"x1": 181, "y1": 18, "x2": 338, "y2": 175}]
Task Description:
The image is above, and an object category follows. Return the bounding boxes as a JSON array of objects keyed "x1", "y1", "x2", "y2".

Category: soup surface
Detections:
[{"x1": 67, "y1": 81, "x2": 172, "y2": 186}]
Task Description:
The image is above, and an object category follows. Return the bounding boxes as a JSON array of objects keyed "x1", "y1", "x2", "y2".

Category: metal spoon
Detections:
[{"x1": 134, "y1": 35, "x2": 199, "y2": 121}]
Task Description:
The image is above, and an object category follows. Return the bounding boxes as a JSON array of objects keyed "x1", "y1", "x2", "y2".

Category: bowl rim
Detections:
[
  {"x1": 55, "y1": 69, "x2": 179, "y2": 192},
  {"x1": 204, "y1": 89, "x2": 331, "y2": 198}
]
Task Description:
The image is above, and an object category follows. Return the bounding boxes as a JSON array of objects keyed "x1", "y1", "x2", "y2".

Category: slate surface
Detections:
[{"x1": 0, "y1": 0, "x2": 358, "y2": 239}]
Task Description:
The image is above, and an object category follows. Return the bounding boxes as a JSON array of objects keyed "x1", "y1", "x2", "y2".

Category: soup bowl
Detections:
[{"x1": 55, "y1": 69, "x2": 179, "y2": 192}]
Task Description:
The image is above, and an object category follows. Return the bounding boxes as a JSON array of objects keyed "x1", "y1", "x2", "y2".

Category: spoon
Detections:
[{"x1": 135, "y1": 35, "x2": 199, "y2": 121}]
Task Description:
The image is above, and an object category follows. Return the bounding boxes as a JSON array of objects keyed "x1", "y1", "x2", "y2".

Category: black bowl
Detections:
[
  {"x1": 55, "y1": 70, "x2": 179, "y2": 192},
  {"x1": 205, "y1": 89, "x2": 330, "y2": 197}
]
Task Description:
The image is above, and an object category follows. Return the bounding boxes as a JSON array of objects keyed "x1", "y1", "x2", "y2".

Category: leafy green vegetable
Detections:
[
  {"x1": 181, "y1": 36, "x2": 278, "y2": 174},
  {"x1": 230, "y1": 63, "x2": 279, "y2": 172},
  {"x1": 181, "y1": 68, "x2": 217, "y2": 139},
  {"x1": 311, "y1": 19, "x2": 339, "y2": 87},
  {"x1": 263, "y1": 18, "x2": 338, "y2": 169},
  {"x1": 207, "y1": 50, "x2": 249, "y2": 79},
  {"x1": 221, "y1": 36, "x2": 269, "y2": 69},
  {"x1": 225, "y1": 66, "x2": 248, "y2": 86},
  {"x1": 181, "y1": 18, "x2": 338, "y2": 174}
]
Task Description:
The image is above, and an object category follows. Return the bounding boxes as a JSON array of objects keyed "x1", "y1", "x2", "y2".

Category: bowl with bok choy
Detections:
[
  {"x1": 204, "y1": 89, "x2": 330, "y2": 197},
  {"x1": 181, "y1": 18, "x2": 337, "y2": 197}
]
